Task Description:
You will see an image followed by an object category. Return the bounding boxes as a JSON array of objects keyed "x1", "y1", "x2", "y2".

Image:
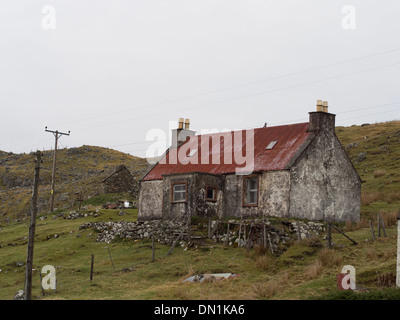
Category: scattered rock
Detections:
[
  {"x1": 13, "y1": 290, "x2": 24, "y2": 300},
  {"x1": 357, "y1": 152, "x2": 367, "y2": 162},
  {"x1": 346, "y1": 142, "x2": 358, "y2": 150}
]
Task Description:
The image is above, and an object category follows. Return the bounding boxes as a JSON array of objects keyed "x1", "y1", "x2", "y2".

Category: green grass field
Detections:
[{"x1": 1, "y1": 208, "x2": 399, "y2": 300}]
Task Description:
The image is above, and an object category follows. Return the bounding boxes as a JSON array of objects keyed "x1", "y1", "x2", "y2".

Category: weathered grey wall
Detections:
[
  {"x1": 161, "y1": 173, "x2": 195, "y2": 221},
  {"x1": 222, "y1": 171, "x2": 290, "y2": 219},
  {"x1": 138, "y1": 180, "x2": 163, "y2": 221},
  {"x1": 289, "y1": 131, "x2": 361, "y2": 222},
  {"x1": 193, "y1": 173, "x2": 224, "y2": 218}
]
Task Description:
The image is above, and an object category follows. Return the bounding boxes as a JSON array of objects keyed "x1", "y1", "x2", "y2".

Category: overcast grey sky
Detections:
[{"x1": 0, "y1": 1, "x2": 399, "y2": 158}]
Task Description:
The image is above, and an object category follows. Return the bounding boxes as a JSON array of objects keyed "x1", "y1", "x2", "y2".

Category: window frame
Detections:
[
  {"x1": 171, "y1": 181, "x2": 188, "y2": 203},
  {"x1": 205, "y1": 185, "x2": 217, "y2": 202},
  {"x1": 242, "y1": 175, "x2": 259, "y2": 207}
]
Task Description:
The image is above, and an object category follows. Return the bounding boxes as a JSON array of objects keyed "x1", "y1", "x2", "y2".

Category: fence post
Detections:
[
  {"x1": 396, "y1": 211, "x2": 400, "y2": 288},
  {"x1": 225, "y1": 223, "x2": 230, "y2": 246},
  {"x1": 90, "y1": 255, "x2": 94, "y2": 281},
  {"x1": 378, "y1": 213, "x2": 381, "y2": 237},
  {"x1": 369, "y1": 220, "x2": 376, "y2": 241},
  {"x1": 327, "y1": 223, "x2": 332, "y2": 249},
  {"x1": 152, "y1": 234, "x2": 155, "y2": 262}
]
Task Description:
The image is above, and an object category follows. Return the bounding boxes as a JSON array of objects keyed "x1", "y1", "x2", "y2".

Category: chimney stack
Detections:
[
  {"x1": 171, "y1": 117, "x2": 196, "y2": 148},
  {"x1": 308, "y1": 99, "x2": 335, "y2": 132}
]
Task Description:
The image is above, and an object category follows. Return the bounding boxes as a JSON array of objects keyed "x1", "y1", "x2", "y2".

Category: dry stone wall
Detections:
[{"x1": 78, "y1": 216, "x2": 325, "y2": 252}]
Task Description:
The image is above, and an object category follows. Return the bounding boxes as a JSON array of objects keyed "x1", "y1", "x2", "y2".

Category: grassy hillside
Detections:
[
  {"x1": 0, "y1": 121, "x2": 399, "y2": 300},
  {"x1": 0, "y1": 145, "x2": 149, "y2": 222},
  {"x1": 0, "y1": 209, "x2": 399, "y2": 300},
  {"x1": 336, "y1": 121, "x2": 400, "y2": 218}
]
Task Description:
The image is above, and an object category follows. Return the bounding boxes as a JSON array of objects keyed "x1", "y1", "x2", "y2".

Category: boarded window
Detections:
[{"x1": 172, "y1": 183, "x2": 187, "y2": 202}]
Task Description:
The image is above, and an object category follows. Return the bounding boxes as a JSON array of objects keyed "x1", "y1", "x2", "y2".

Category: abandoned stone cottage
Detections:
[
  {"x1": 102, "y1": 164, "x2": 137, "y2": 194},
  {"x1": 138, "y1": 101, "x2": 361, "y2": 223}
]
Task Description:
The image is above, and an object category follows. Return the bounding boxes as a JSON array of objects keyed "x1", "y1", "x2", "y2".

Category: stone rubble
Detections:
[{"x1": 13, "y1": 290, "x2": 24, "y2": 300}]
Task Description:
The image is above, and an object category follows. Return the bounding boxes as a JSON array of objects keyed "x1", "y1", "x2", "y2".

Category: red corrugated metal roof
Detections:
[{"x1": 142, "y1": 122, "x2": 312, "y2": 181}]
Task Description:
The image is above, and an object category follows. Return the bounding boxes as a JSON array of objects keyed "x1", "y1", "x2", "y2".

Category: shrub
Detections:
[
  {"x1": 361, "y1": 191, "x2": 384, "y2": 206},
  {"x1": 304, "y1": 260, "x2": 323, "y2": 280},
  {"x1": 317, "y1": 248, "x2": 343, "y2": 268},
  {"x1": 254, "y1": 280, "x2": 279, "y2": 299},
  {"x1": 256, "y1": 254, "x2": 273, "y2": 271},
  {"x1": 254, "y1": 244, "x2": 268, "y2": 256}
]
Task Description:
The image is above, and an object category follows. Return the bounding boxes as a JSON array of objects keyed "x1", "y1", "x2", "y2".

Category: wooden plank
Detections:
[
  {"x1": 238, "y1": 223, "x2": 242, "y2": 247},
  {"x1": 369, "y1": 220, "x2": 376, "y2": 241},
  {"x1": 246, "y1": 225, "x2": 254, "y2": 251},
  {"x1": 263, "y1": 224, "x2": 267, "y2": 248},
  {"x1": 267, "y1": 232, "x2": 274, "y2": 254},
  {"x1": 225, "y1": 223, "x2": 230, "y2": 246},
  {"x1": 380, "y1": 216, "x2": 387, "y2": 237},
  {"x1": 166, "y1": 231, "x2": 183, "y2": 257},
  {"x1": 331, "y1": 224, "x2": 358, "y2": 245},
  {"x1": 209, "y1": 220, "x2": 219, "y2": 239},
  {"x1": 327, "y1": 223, "x2": 332, "y2": 249},
  {"x1": 152, "y1": 235, "x2": 155, "y2": 262},
  {"x1": 90, "y1": 255, "x2": 94, "y2": 281},
  {"x1": 378, "y1": 213, "x2": 381, "y2": 237}
]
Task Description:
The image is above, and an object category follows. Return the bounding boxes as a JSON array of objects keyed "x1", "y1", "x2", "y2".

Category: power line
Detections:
[
  {"x1": 2, "y1": 48, "x2": 400, "y2": 150},
  {"x1": 71, "y1": 60, "x2": 400, "y2": 133},
  {"x1": 51, "y1": 47, "x2": 400, "y2": 128}
]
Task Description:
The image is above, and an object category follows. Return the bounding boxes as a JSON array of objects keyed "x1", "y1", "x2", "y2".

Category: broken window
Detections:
[
  {"x1": 205, "y1": 186, "x2": 217, "y2": 201},
  {"x1": 172, "y1": 183, "x2": 187, "y2": 203},
  {"x1": 243, "y1": 176, "x2": 258, "y2": 206}
]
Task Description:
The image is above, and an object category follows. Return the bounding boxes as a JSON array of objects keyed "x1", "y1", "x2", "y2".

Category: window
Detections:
[
  {"x1": 172, "y1": 183, "x2": 187, "y2": 203},
  {"x1": 243, "y1": 176, "x2": 258, "y2": 206},
  {"x1": 205, "y1": 186, "x2": 217, "y2": 201},
  {"x1": 265, "y1": 140, "x2": 278, "y2": 150}
]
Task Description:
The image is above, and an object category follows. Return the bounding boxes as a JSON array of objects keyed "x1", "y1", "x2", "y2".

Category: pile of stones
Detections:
[
  {"x1": 65, "y1": 210, "x2": 100, "y2": 220},
  {"x1": 287, "y1": 221, "x2": 325, "y2": 240},
  {"x1": 79, "y1": 220, "x2": 187, "y2": 245}
]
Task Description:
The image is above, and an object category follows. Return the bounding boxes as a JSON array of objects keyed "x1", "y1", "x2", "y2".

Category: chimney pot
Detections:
[
  {"x1": 322, "y1": 101, "x2": 328, "y2": 113},
  {"x1": 178, "y1": 118, "x2": 184, "y2": 129},
  {"x1": 316, "y1": 100, "x2": 323, "y2": 112},
  {"x1": 184, "y1": 118, "x2": 190, "y2": 130}
]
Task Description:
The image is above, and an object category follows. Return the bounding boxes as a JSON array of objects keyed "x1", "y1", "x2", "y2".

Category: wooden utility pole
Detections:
[
  {"x1": 90, "y1": 255, "x2": 94, "y2": 282},
  {"x1": 396, "y1": 211, "x2": 400, "y2": 288},
  {"x1": 24, "y1": 151, "x2": 42, "y2": 300},
  {"x1": 45, "y1": 127, "x2": 70, "y2": 212}
]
